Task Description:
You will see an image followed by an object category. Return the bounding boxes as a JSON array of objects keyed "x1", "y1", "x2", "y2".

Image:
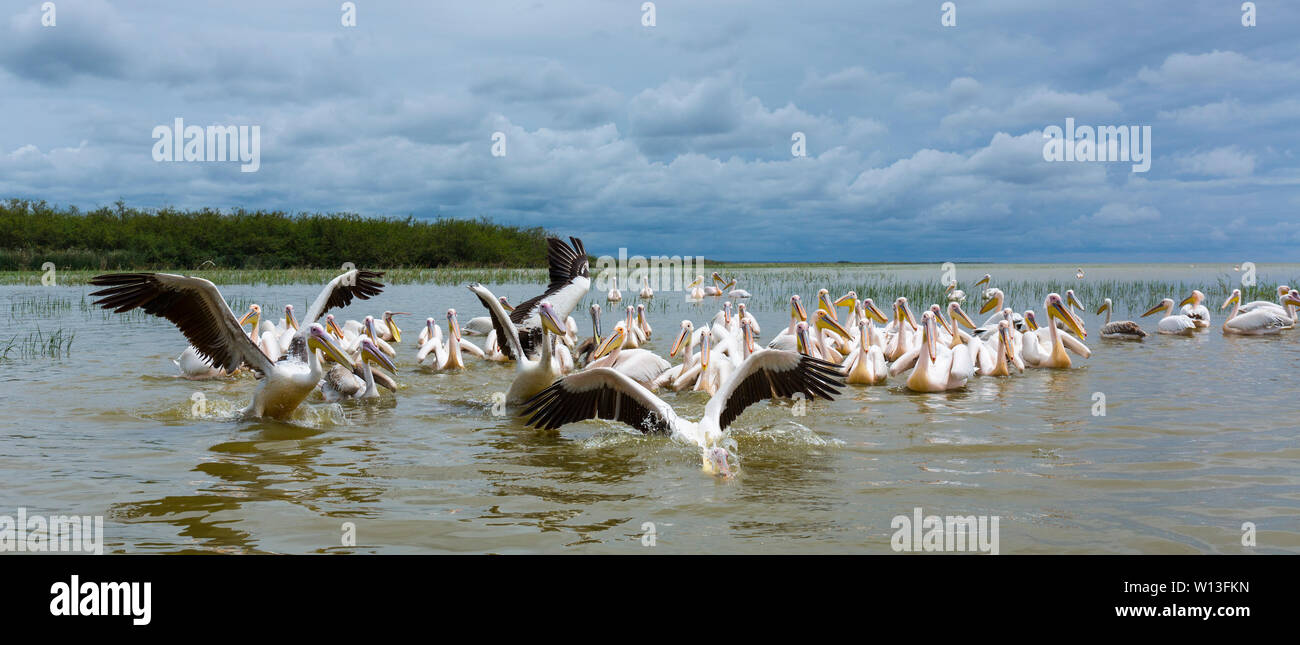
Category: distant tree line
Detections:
[{"x1": 0, "y1": 199, "x2": 550, "y2": 270}]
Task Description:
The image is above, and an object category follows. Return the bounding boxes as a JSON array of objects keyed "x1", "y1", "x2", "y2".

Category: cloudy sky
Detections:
[{"x1": 2, "y1": 0, "x2": 1297, "y2": 261}]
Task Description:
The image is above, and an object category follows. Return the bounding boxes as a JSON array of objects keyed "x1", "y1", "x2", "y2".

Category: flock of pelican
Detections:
[{"x1": 89, "y1": 241, "x2": 1300, "y2": 477}]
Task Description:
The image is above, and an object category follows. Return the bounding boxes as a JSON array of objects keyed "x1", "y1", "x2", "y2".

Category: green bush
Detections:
[{"x1": 0, "y1": 199, "x2": 549, "y2": 269}]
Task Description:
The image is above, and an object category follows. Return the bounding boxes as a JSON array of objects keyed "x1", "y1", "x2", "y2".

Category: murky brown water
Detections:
[{"x1": 3, "y1": 264, "x2": 1298, "y2": 553}]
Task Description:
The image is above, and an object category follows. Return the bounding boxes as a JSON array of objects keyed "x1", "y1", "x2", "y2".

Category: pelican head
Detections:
[
  {"x1": 861, "y1": 298, "x2": 888, "y2": 324},
  {"x1": 238, "y1": 304, "x2": 262, "y2": 329},
  {"x1": 670, "y1": 320, "x2": 693, "y2": 357},
  {"x1": 975, "y1": 273, "x2": 991, "y2": 287},
  {"x1": 499, "y1": 296, "x2": 514, "y2": 312},
  {"x1": 1284, "y1": 291, "x2": 1300, "y2": 308},
  {"x1": 722, "y1": 301, "x2": 732, "y2": 324},
  {"x1": 834, "y1": 291, "x2": 857, "y2": 308},
  {"x1": 705, "y1": 446, "x2": 732, "y2": 478},
  {"x1": 636, "y1": 303, "x2": 647, "y2": 325},
  {"x1": 790, "y1": 294, "x2": 807, "y2": 322},
  {"x1": 814, "y1": 309, "x2": 850, "y2": 339},
  {"x1": 383, "y1": 311, "x2": 410, "y2": 342},
  {"x1": 794, "y1": 321, "x2": 812, "y2": 356},
  {"x1": 325, "y1": 314, "x2": 345, "y2": 339},
  {"x1": 539, "y1": 302, "x2": 566, "y2": 336},
  {"x1": 817, "y1": 289, "x2": 835, "y2": 319},
  {"x1": 364, "y1": 315, "x2": 377, "y2": 340},
  {"x1": 1096, "y1": 298, "x2": 1113, "y2": 315},
  {"x1": 445, "y1": 309, "x2": 461, "y2": 341},
  {"x1": 358, "y1": 337, "x2": 398, "y2": 373},
  {"x1": 284, "y1": 305, "x2": 299, "y2": 331},
  {"x1": 593, "y1": 326, "x2": 626, "y2": 360},
  {"x1": 1065, "y1": 290, "x2": 1084, "y2": 311},
  {"x1": 921, "y1": 311, "x2": 938, "y2": 362},
  {"x1": 1221, "y1": 289, "x2": 1243, "y2": 310},
  {"x1": 699, "y1": 329, "x2": 712, "y2": 369},
  {"x1": 979, "y1": 288, "x2": 1004, "y2": 315},
  {"x1": 949, "y1": 302, "x2": 976, "y2": 329},
  {"x1": 589, "y1": 303, "x2": 602, "y2": 343},
  {"x1": 997, "y1": 320, "x2": 1015, "y2": 363},
  {"x1": 895, "y1": 297, "x2": 917, "y2": 330},
  {"x1": 1142, "y1": 299, "x2": 1176, "y2": 318},
  {"x1": 307, "y1": 323, "x2": 354, "y2": 367},
  {"x1": 1179, "y1": 290, "x2": 1206, "y2": 308},
  {"x1": 688, "y1": 275, "x2": 704, "y2": 289},
  {"x1": 1046, "y1": 293, "x2": 1087, "y2": 338},
  {"x1": 711, "y1": 272, "x2": 726, "y2": 286},
  {"x1": 1023, "y1": 310, "x2": 1039, "y2": 331},
  {"x1": 424, "y1": 317, "x2": 436, "y2": 338}
]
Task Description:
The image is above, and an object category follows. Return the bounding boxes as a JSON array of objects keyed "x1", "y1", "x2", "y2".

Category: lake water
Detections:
[{"x1": 2, "y1": 263, "x2": 1298, "y2": 554}]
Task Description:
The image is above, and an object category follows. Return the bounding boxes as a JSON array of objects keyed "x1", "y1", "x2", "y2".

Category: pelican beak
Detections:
[
  {"x1": 539, "y1": 303, "x2": 566, "y2": 336},
  {"x1": 238, "y1": 306, "x2": 259, "y2": 328},
  {"x1": 979, "y1": 296, "x2": 999, "y2": 315},
  {"x1": 792, "y1": 296, "x2": 807, "y2": 322},
  {"x1": 1141, "y1": 303, "x2": 1166, "y2": 318},
  {"x1": 593, "y1": 328, "x2": 624, "y2": 359},
  {"x1": 327, "y1": 316, "x2": 345, "y2": 339},
  {"x1": 705, "y1": 447, "x2": 731, "y2": 478},
  {"x1": 700, "y1": 333, "x2": 711, "y2": 369},
  {"x1": 670, "y1": 324, "x2": 690, "y2": 357},
  {"x1": 688, "y1": 276, "x2": 702, "y2": 288},
  {"x1": 287, "y1": 307, "x2": 299, "y2": 331},
  {"x1": 446, "y1": 311, "x2": 461, "y2": 341},
  {"x1": 900, "y1": 300, "x2": 918, "y2": 330},
  {"x1": 862, "y1": 299, "x2": 888, "y2": 324},
  {"x1": 925, "y1": 317, "x2": 937, "y2": 362},
  {"x1": 952, "y1": 305, "x2": 977, "y2": 329},
  {"x1": 834, "y1": 292, "x2": 856, "y2": 307},
  {"x1": 975, "y1": 274, "x2": 990, "y2": 287},
  {"x1": 1000, "y1": 325, "x2": 1015, "y2": 364},
  {"x1": 815, "y1": 311, "x2": 850, "y2": 339},
  {"x1": 945, "y1": 283, "x2": 956, "y2": 294},
  {"x1": 308, "y1": 326, "x2": 354, "y2": 368},
  {"x1": 1095, "y1": 302, "x2": 1109, "y2": 315},
  {"x1": 818, "y1": 291, "x2": 837, "y2": 320},
  {"x1": 388, "y1": 312, "x2": 409, "y2": 342},
  {"x1": 1050, "y1": 300, "x2": 1087, "y2": 338},
  {"x1": 1221, "y1": 293, "x2": 1240, "y2": 310},
  {"x1": 501, "y1": 299, "x2": 515, "y2": 313},
  {"x1": 1067, "y1": 292, "x2": 1084, "y2": 311},
  {"x1": 1178, "y1": 294, "x2": 1197, "y2": 307},
  {"x1": 795, "y1": 324, "x2": 811, "y2": 355},
  {"x1": 1024, "y1": 312, "x2": 1039, "y2": 331},
  {"x1": 365, "y1": 317, "x2": 378, "y2": 341},
  {"x1": 362, "y1": 340, "x2": 398, "y2": 373}
]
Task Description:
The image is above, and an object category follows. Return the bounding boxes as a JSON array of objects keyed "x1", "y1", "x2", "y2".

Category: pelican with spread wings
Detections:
[{"x1": 89, "y1": 269, "x2": 384, "y2": 420}]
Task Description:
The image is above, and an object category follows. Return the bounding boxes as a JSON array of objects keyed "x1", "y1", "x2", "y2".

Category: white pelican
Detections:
[
  {"x1": 639, "y1": 277, "x2": 654, "y2": 299},
  {"x1": 890, "y1": 311, "x2": 974, "y2": 392},
  {"x1": 468, "y1": 283, "x2": 567, "y2": 406},
  {"x1": 973, "y1": 320, "x2": 1023, "y2": 377},
  {"x1": 1141, "y1": 298, "x2": 1198, "y2": 336},
  {"x1": 1020, "y1": 294, "x2": 1090, "y2": 368},
  {"x1": 490, "y1": 236, "x2": 590, "y2": 361},
  {"x1": 703, "y1": 272, "x2": 727, "y2": 297},
  {"x1": 617, "y1": 306, "x2": 643, "y2": 349},
  {"x1": 945, "y1": 283, "x2": 966, "y2": 305},
  {"x1": 882, "y1": 297, "x2": 918, "y2": 362},
  {"x1": 520, "y1": 347, "x2": 844, "y2": 477},
  {"x1": 636, "y1": 303, "x2": 652, "y2": 340},
  {"x1": 1221, "y1": 289, "x2": 1295, "y2": 335},
  {"x1": 371, "y1": 311, "x2": 409, "y2": 343},
  {"x1": 607, "y1": 276, "x2": 623, "y2": 302},
  {"x1": 422, "y1": 309, "x2": 486, "y2": 370},
  {"x1": 1095, "y1": 299, "x2": 1147, "y2": 340},
  {"x1": 1239, "y1": 285, "x2": 1293, "y2": 315},
  {"x1": 585, "y1": 325, "x2": 671, "y2": 388},
  {"x1": 975, "y1": 288, "x2": 1024, "y2": 335},
  {"x1": 90, "y1": 273, "x2": 373, "y2": 419},
  {"x1": 322, "y1": 337, "x2": 398, "y2": 401},
  {"x1": 975, "y1": 273, "x2": 991, "y2": 288},
  {"x1": 720, "y1": 275, "x2": 750, "y2": 299},
  {"x1": 844, "y1": 319, "x2": 888, "y2": 385},
  {"x1": 686, "y1": 275, "x2": 706, "y2": 301},
  {"x1": 464, "y1": 296, "x2": 513, "y2": 336},
  {"x1": 1179, "y1": 290, "x2": 1211, "y2": 328},
  {"x1": 172, "y1": 346, "x2": 227, "y2": 380},
  {"x1": 736, "y1": 302, "x2": 760, "y2": 335},
  {"x1": 766, "y1": 295, "x2": 807, "y2": 351}
]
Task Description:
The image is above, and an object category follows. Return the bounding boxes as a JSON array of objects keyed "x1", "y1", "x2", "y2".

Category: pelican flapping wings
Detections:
[
  {"x1": 520, "y1": 349, "x2": 844, "y2": 475},
  {"x1": 494, "y1": 236, "x2": 590, "y2": 361}
]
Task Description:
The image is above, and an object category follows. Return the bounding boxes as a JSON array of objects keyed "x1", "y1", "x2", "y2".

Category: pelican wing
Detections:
[
  {"x1": 520, "y1": 367, "x2": 677, "y2": 434},
  {"x1": 89, "y1": 273, "x2": 273, "y2": 375},
  {"x1": 704, "y1": 349, "x2": 844, "y2": 431},
  {"x1": 507, "y1": 237, "x2": 591, "y2": 360},
  {"x1": 468, "y1": 282, "x2": 522, "y2": 360},
  {"x1": 302, "y1": 269, "x2": 385, "y2": 325}
]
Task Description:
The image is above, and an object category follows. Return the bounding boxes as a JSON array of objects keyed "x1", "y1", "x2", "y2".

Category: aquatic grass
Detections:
[{"x1": 0, "y1": 326, "x2": 74, "y2": 362}]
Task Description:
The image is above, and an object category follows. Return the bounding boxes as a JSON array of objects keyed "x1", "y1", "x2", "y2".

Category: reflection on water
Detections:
[{"x1": 2, "y1": 264, "x2": 1299, "y2": 553}]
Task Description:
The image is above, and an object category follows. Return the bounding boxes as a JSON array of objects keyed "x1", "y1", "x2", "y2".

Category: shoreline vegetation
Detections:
[{"x1": 1, "y1": 199, "x2": 550, "y2": 272}]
